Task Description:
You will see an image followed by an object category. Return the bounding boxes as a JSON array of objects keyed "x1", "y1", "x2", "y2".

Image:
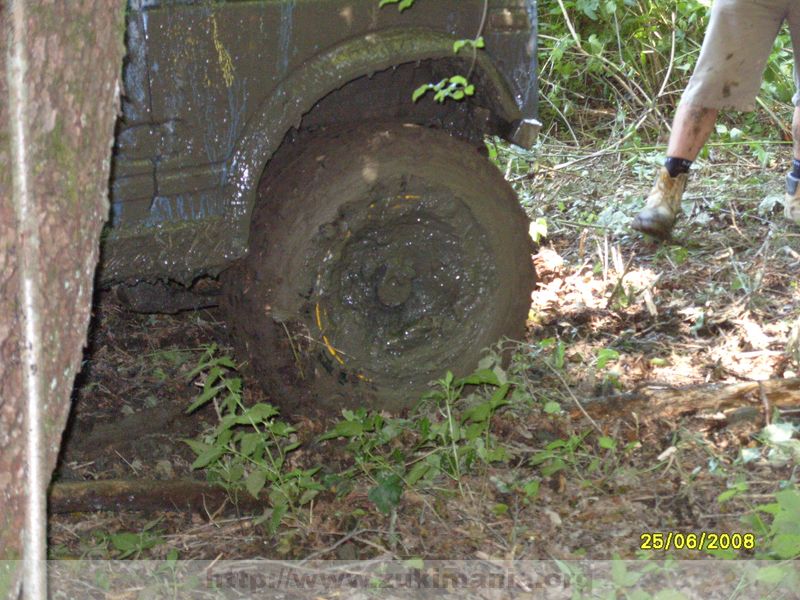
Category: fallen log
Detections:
[
  {"x1": 572, "y1": 377, "x2": 800, "y2": 422},
  {"x1": 49, "y1": 478, "x2": 267, "y2": 515},
  {"x1": 69, "y1": 402, "x2": 187, "y2": 452}
]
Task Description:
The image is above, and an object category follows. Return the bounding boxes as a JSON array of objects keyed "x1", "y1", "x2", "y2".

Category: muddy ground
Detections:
[{"x1": 50, "y1": 138, "x2": 800, "y2": 575}]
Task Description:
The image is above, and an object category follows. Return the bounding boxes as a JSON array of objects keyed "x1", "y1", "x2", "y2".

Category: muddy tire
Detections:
[{"x1": 224, "y1": 123, "x2": 535, "y2": 411}]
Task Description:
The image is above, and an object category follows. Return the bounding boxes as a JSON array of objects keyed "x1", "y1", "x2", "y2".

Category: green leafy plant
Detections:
[
  {"x1": 319, "y1": 407, "x2": 411, "y2": 513},
  {"x1": 453, "y1": 36, "x2": 485, "y2": 55},
  {"x1": 595, "y1": 347, "x2": 622, "y2": 389},
  {"x1": 412, "y1": 75, "x2": 476, "y2": 103},
  {"x1": 420, "y1": 368, "x2": 513, "y2": 479},
  {"x1": 88, "y1": 519, "x2": 168, "y2": 559},
  {"x1": 716, "y1": 478, "x2": 749, "y2": 505},
  {"x1": 378, "y1": 0, "x2": 415, "y2": 11},
  {"x1": 529, "y1": 217, "x2": 548, "y2": 244},
  {"x1": 107, "y1": 530, "x2": 164, "y2": 559},
  {"x1": 529, "y1": 430, "x2": 630, "y2": 486},
  {"x1": 746, "y1": 488, "x2": 800, "y2": 560},
  {"x1": 183, "y1": 345, "x2": 324, "y2": 534},
  {"x1": 320, "y1": 360, "x2": 517, "y2": 513},
  {"x1": 379, "y1": 0, "x2": 486, "y2": 103},
  {"x1": 538, "y1": 337, "x2": 566, "y2": 370},
  {"x1": 595, "y1": 347, "x2": 620, "y2": 370}
]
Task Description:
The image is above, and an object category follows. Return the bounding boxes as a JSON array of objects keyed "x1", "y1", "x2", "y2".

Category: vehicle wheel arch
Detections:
[{"x1": 222, "y1": 27, "x2": 524, "y2": 252}]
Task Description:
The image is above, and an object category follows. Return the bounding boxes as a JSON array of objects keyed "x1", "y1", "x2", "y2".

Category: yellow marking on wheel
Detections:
[
  {"x1": 322, "y1": 335, "x2": 345, "y2": 365},
  {"x1": 390, "y1": 194, "x2": 420, "y2": 209},
  {"x1": 317, "y1": 302, "x2": 368, "y2": 377}
]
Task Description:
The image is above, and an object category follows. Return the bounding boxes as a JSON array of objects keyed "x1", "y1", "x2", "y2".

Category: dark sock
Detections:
[
  {"x1": 664, "y1": 157, "x2": 693, "y2": 178},
  {"x1": 791, "y1": 159, "x2": 800, "y2": 179}
]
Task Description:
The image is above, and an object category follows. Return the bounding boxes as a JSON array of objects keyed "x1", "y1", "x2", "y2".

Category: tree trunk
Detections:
[{"x1": 0, "y1": 3, "x2": 125, "y2": 597}]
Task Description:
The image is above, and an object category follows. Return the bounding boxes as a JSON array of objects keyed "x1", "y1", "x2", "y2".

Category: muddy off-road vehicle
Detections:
[{"x1": 106, "y1": 0, "x2": 540, "y2": 409}]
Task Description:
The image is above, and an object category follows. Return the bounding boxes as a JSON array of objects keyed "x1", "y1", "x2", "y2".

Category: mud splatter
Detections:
[{"x1": 722, "y1": 81, "x2": 739, "y2": 99}]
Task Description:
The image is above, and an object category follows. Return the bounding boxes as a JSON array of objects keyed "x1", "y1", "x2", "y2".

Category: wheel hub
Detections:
[
  {"x1": 309, "y1": 188, "x2": 496, "y2": 386},
  {"x1": 376, "y1": 260, "x2": 416, "y2": 307}
]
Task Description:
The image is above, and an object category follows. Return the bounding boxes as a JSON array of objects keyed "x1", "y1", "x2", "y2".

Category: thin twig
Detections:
[
  {"x1": 655, "y1": 11, "x2": 677, "y2": 100},
  {"x1": 756, "y1": 96, "x2": 792, "y2": 139},
  {"x1": 550, "y1": 218, "x2": 613, "y2": 231},
  {"x1": 760, "y1": 382, "x2": 771, "y2": 425},
  {"x1": 298, "y1": 528, "x2": 368, "y2": 565},
  {"x1": 549, "y1": 139, "x2": 791, "y2": 172},
  {"x1": 281, "y1": 321, "x2": 305, "y2": 380},
  {"x1": 540, "y1": 91, "x2": 581, "y2": 146},
  {"x1": 467, "y1": 0, "x2": 489, "y2": 79},
  {"x1": 727, "y1": 198, "x2": 746, "y2": 240},
  {"x1": 544, "y1": 361, "x2": 603, "y2": 433},
  {"x1": 605, "y1": 251, "x2": 637, "y2": 310},
  {"x1": 552, "y1": 108, "x2": 654, "y2": 170}
]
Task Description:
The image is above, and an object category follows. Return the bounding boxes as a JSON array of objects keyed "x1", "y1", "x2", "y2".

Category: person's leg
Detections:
[
  {"x1": 793, "y1": 105, "x2": 800, "y2": 161},
  {"x1": 789, "y1": 1, "x2": 800, "y2": 162},
  {"x1": 785, "y1": 6, "x2": 800, "y2": 223},
  {"x1": 632, "y1": 0, "x2": 788, "y2": 238},
  {"x1": 667, "y1": 105, "x2": 719, "y2": 161},
  {"x1": 784, "y1": 94, "x2": 800, "y2": 225},
  {"x1": 631, "y1": 105, "x2": 719, "y2": 238}
]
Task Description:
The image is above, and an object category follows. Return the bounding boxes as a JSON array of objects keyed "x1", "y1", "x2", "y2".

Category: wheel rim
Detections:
[{"x1": 305, "y1": 178, "x2": 497, "y2": 397}]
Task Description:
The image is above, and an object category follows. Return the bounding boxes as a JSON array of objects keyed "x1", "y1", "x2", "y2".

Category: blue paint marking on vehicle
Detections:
[
  {"x1": 277, "y1": 1, "x2": 295, "y2": 74},
  {"x1": 146, "y1": 192, "x2": 226, "y2": 227},
  {"x1": 120, "y1": 4, "x2": 151, "y2": 123},
  {"x1": 202, "y1": 77, "x2": 248, "y2": 166},
  {"x1": 110, "y1": 201, "x2": 124, "y2": 228},
  {"x1": 148, "y1": 196, "x2": 173, "y2": 225}
]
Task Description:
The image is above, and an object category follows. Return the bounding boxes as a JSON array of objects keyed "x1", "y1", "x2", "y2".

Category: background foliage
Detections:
[{"x1": 539, "y1": 0, "x2": 796, "y2": 146}]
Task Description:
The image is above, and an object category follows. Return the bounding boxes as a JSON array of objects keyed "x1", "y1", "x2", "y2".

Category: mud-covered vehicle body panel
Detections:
[{"x1": 104, "y1": 0, "x2": 538, "y2": 284}]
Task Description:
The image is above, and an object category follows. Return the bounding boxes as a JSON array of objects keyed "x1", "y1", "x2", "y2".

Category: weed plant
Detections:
[{"x1": 183, "y1": 345, "x2": 324, "y2": 534}]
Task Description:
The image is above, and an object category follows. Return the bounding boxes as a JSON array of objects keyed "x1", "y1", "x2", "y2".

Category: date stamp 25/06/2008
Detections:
[{"x1": 640, "y1": 532, "x2": 755, "y2": 552}]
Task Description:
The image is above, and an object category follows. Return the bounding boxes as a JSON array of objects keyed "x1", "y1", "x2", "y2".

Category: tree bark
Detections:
[{"x1": 0, "y1": 3, "x2": 125, "y2": 597}]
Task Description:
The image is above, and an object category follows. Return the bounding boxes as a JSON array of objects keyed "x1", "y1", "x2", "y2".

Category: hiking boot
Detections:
[
  {"x1": 631, "y1": 167, "x2": 688, "y2": 239},
  {"x1": 785, "y1": 173, "x2": 800, "y2": 224}
]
